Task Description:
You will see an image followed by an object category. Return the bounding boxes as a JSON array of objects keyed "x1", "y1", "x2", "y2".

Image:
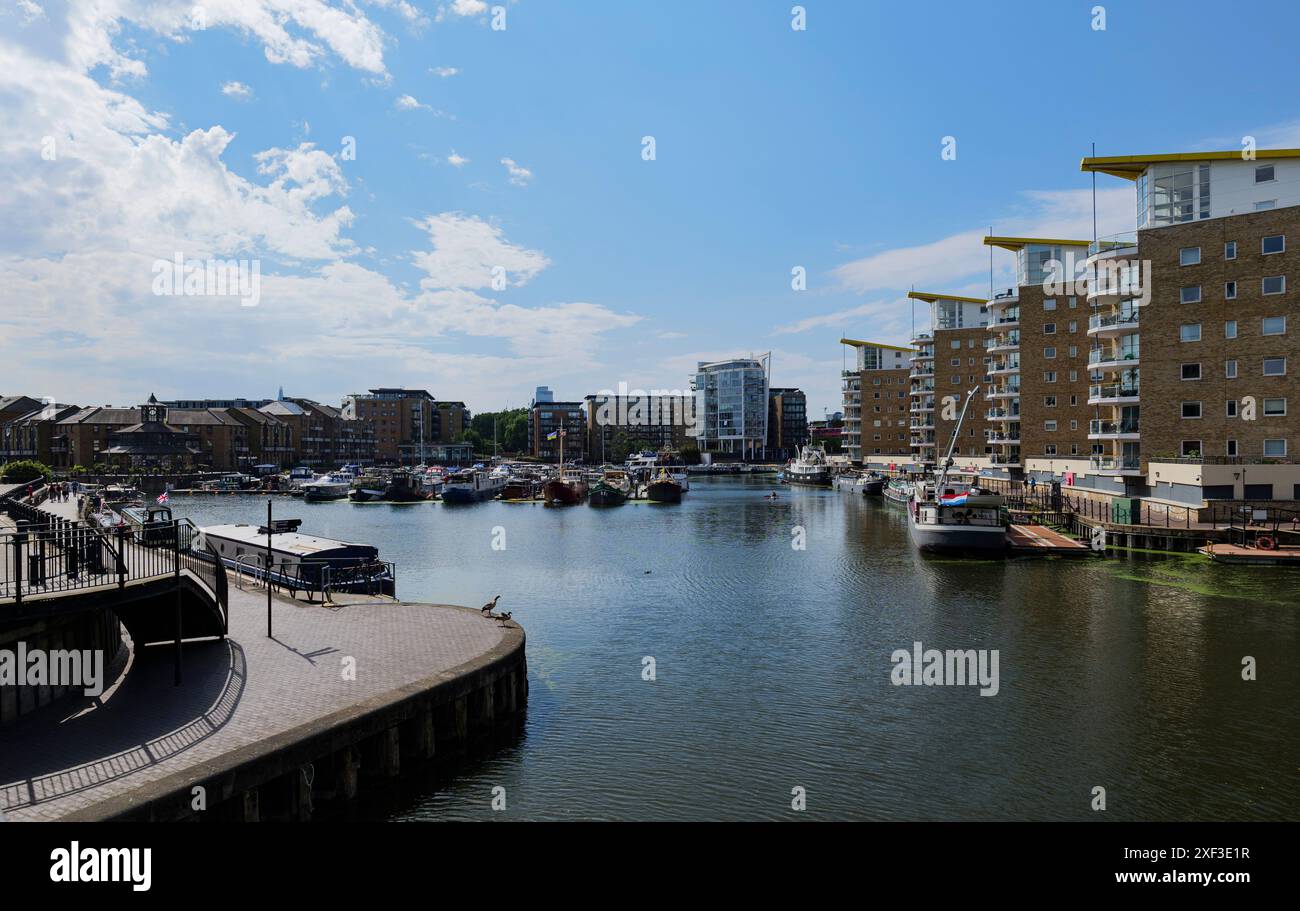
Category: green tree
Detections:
[{"x1": 0, "y1": 460, "x2": 52, "y2": 483}]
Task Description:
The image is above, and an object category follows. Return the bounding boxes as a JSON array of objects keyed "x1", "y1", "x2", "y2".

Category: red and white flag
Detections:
[{"x1": 157, "y1": 492, "x2": 170, "y2": 504}]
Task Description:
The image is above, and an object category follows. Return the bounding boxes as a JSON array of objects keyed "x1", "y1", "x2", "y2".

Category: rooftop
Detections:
[
  {"x1": 1080, "y1": 148, "x2": 1300, "y2": 180},
  {"x1": 906, "y1": 291, "x2": 987, "y2": 305},
  {"x1": 983, "y1": 236, "x2": 1091, "y2": 251},
  {"x1": 839, "y1": 338, "x2": 914, "y2": 352}
]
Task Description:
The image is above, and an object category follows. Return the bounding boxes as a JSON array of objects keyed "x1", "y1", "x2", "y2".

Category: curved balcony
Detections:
[
  {"x1": 910, "y1": 401, "x2": 935, "y2": 413},
  {"x1": 987, "y1": 432, "x2": 1020, "y2": 446},
  {"x1": 1087, "y1": 384, "x2": 1141, "y2": 406},
  {"x1": 1089, "y1": 455, "x2": 1143, "y2": 476},
  {"x1": 986, "y1": 385, "x2": 1021, "y2": 400},
  {"x1": 1087, "y1": 310, "x2": 1141, "y2": 338},
  {"x1": 989, "y1": 358, "x2": 1020, "y2": 376},
  {"x1": 989, "y1": 454, "x2": 1021, "y2": 467},
  {"x1": 987, "y1": 289, "x2": 1019, "y2": 310},
  {"x1": 910, "y1": 367, "x2": 934, "y2": 380},
  {"x1": 986, "y1": 408, "x2": 1020, "y2": 422},
  {"x1": 910, "y1": 331, "x2": 933, "y2": 347},
  {"x1": 1088, "y1": 348, "x2": 1140, "y2": 372},
  {"x1": 1088, "y1": 419, "x2": 1141, "y2": 441},
  {"x1": 988, "y1": 333, "x2": 1020, "y2": 353}
]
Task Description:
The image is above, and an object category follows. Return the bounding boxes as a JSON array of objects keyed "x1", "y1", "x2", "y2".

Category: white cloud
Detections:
[
  {"x1": 395, "y1": 93, "x2": 426, "y2": 110},
  {"x1": 409, "y1": 213, "x2": 549, "y2": 290},
  {"x1": 500, "y1": 157, "x2": 533, "y2": 186},
  {"x1": 446, "y1": 150, "x2": 470, "y2": 167},
  {"x1": 430, "y1": 66, "x2": 459, "y2": 78},
  {"x1": 437, "y1": 0, "x2": 489, "y2": 22},
  {"x1": 221, "y1": 80, "x2": 253, "y2": 100}
]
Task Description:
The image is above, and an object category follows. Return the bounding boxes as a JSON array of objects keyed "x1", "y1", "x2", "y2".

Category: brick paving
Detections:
[{"x1": 0, "y1": 580, "x2": 512, "y2": 821}]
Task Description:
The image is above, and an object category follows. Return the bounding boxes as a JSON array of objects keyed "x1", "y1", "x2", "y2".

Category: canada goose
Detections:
[{"x1": 480, "y1": 595, "x2": 501, "y2": 615}]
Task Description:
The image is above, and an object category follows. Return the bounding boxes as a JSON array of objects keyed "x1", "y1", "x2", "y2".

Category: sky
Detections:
[{"x1": 3, "y1": 0, "x2": 1300, "y2": 419}]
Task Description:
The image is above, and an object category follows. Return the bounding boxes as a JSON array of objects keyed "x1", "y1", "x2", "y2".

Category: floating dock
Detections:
[
  {"x1": 0, "y1": 580, "x2": 526, "y2": 822},
  {"x1": 1007, "y1": 523, "x2": 1091, "y2": 557},
  {"x1": 1198, "y1": 542, "x2": 1300, "y2": 565}
]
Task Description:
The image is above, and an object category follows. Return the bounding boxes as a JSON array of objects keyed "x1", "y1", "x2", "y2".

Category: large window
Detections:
[
  {"x1": 1181, "y1": 363, "x2": 1201, "y2": 380},
  {"x1": 1256, "y1": 164, "x2": 1276, "y2": 183},
  {"x1": 1263, "y1": 439, "x2": 1287, "y2": 458},
  {"x1": 1181, "y1": 401, "x2": 1202, "y2": 419},
  {"x1": 1180, "y1": 324, "x2": 1202, "y2": 342},
  {"x1": 1181, "y1": 286, "x2": 1201, "y2": 303},
  {"x1": 1263, "y1": 316, "x2": 1287, "y2": 336},
  {"x1": 1263, "y1": 398, "x2": 1287, "y2": 416},
  {"x1": 1264, "y1": 357, "x2": 1287, "y2": 376},
  {"x1": 1262, "y1": 234, "x2": 1285, "y2": 255},
  {"x1": 1180, "y1": 247, "x2": 1200, "y2": 266}
]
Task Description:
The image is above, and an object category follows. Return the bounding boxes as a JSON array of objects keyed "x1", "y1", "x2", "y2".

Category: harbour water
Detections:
[{"x1": 171, "y1": 477, "x2": 1300, "y2": 821}]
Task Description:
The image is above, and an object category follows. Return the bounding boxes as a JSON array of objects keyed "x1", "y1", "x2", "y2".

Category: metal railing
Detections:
[
  {"x1": 1089, "y1": 419, "x2": 1140, "y2": 435},
  {"x1": 1088, "y1": 232, "x2": 1139, "y2": 256},
  {"x1": 1088, "y1": 311, "x2": 1140, "y2": 332},
  {"x1": 1088, "y1": 384, "x2": 1141, "y2": 400}
]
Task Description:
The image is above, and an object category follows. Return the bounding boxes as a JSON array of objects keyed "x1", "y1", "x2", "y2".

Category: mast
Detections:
[{"x1": 938, "y1": 384, "x2": 981, "y2": 492}]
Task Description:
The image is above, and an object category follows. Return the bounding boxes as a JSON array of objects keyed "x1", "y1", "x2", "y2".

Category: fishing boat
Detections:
[
  {"x1": 589, "y1": 470, "x2": 632, "y2": 507},
  {"x1": 440, "y1": 468, "x2": 507, "y2": 504},
  {"x1": 542, "y1": 468, "x2": 588, "y2": 506},
  {"x1": 907, "y1": 385, "x2": 1009, "y2": 555},
  {"x1": 784, "y1": 444, "x2": 832, "y2": 486},
  {"x1": 645, "y1": 469, "x2": 682, "y2": 504},
  {"x1": 302, "y1": 473, "x2": 350, "y2": 502}
]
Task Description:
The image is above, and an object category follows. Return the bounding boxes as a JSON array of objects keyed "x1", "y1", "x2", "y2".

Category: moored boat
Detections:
[
  {"x1": 441, "y1": 468, "x2": 508, "y2": 504},
  {"x1": 302, "y1": 473, "x2": 350, "y2": 501},
  {"x1": 784, "y1": 444, "x2": 832, "y2": 486},
  {"x1": 645, "y1": 470, "x2": 682, "y2": 503},
  {"x1": 542, "y1": 468, "x2": 588, "y2": 506},
  {"x1": 883, "y1": 477, "x2": 914, "y2": 506},
  {"x1": 589, "y1": 470, "x2": 631, "y2": 507}
]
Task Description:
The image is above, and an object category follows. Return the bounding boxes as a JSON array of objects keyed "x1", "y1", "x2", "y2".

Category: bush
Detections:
[{"x1": 0, "y1": 460, "x2": 53, "y2": 484}]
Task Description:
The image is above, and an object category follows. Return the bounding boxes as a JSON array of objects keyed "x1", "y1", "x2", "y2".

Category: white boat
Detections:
[
  {"x1": 907, "y1": 385, "x2": 1008, "y2": 555},
  {"x1": 626, "y1": 452, "x2": 689, "y2": 491},
  {"x1": 287, "y1": 466, "x2": 317, "y2": 490},
  {"x1": 784, "y1": 444, "x2": 832, "y2": 486},
  {"x1": 197, "y1": 519, "x2": 394, "y2": 595},
  {"x1": 440, "y1": 468, "x2": 507, "y2": 504},
  {"x1": 301, "y1": 473, "x2": 350, "y2": 501}
]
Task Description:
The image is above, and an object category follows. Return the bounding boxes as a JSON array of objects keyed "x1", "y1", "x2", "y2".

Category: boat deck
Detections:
[
  {"x1": 1199, "y1": 542, "x2": 1300, "y2": 565},
  {"x1": 1007, "y1": 523, "x2": 1090, "y2": 557}
]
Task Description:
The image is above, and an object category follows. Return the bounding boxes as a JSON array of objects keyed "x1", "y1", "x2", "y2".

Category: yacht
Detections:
[{"x1": 784, "y1": 444, "x2": 832, "y2": 486}]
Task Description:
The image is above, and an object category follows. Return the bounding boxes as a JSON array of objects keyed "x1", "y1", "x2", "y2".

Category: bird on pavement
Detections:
[
  {"x1": 480, "y1": 595, "x2": 501, "y2": 615},
  {"x1": 496, "y1": 611, "x2": 513, "y2": 626}
]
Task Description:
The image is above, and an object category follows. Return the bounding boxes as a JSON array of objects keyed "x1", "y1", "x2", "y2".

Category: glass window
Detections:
[
  {"x1": 1043, "y1": 371, "x2": 1056, "y2": 383},
  {"x1": 1264, "y1": 439, "x2": 1287, "y2": 458},
  {"x1": 1262, "y1": 235, "x2": 1285, "y2": 255},
  {"x1": 1181, "y1": 440, "x2": 1201, "y2": 457},
  {"x1": 1224, "y1": 241, "x2": 1237, "y2": 260},
  {"x1": 1044, "y1": 420, "x2": 1057, "y2": 432},
  {"x1": 1225, "y1": 320, "x2": 1237, "y2": 338},
  {"x1": 1181, "y1": 363, "x2": 1201, "y2": 380},
  {"x1": 1044, "y1": 396, "x2": 1056, "y2": 407},
  {"x1": 1256, "y1": 200, "x2": 1277, "y2": 211},
  {"x1": 1256, "y1": 164, "x2": 1276, "y2": 183},
  {"x1": 1224, "y1": 281, "x2": 1236, "y2": 300},
  {"x1": 1180, "y1": 324, "x2": 1201, "y2": 342},
  {"x1": 1182, "y1": 402, "x2": 1202, "y2": 419},
  {"x1": 1180, "y1": 247, "x2": 1200, "y2": 266},
  {"x1": 1044, "y1": 347, "x2": 1056, "y2": 359},
  {"x1": 1044, "y1": 323, "x2": 1056, "y2": 335},
  {"x1": 1263, "y1": 316, "x2": 1286, "y2": 336},
  {"x1": 1263, "y1": 398, "x2": 1287, "y2": 416},
  {"x1": 1043, "y1": 299, "x2": 1057, "y2": 311},
  {"x1": 1226, "y1": 400, "x2": 1238, "y2": 418},
  {"x1": 1226, "y1": 439, "x2": 1238, "y2": 457},
  {"x1": 1226, "y1": 359, "x2": 1238, "y2": 378},
  {"x1": 1263, "y1": 357, "x2": 1287, "y2": 376},
  {"x1": 1181, "y1": 286, "x2": 1201, "y2": 303}
]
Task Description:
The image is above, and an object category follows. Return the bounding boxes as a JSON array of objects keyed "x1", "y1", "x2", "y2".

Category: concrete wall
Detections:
[{"x1": 0, "y1": 608, "x2": 124, "y2": 726}]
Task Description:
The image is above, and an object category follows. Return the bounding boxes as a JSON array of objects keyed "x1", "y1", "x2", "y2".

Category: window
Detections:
[
  {"x1": 1256, "y1": 164, "x2": 1276, "y2": 183},
  {"x1": 1044, "y1": 444, "x2": 1057, "y2": 456},
  {"x1": 1067, "y1": 321, "x2": 1077, "y2": 334},
  {"x1": 1226, "y1": 359, "x2": 1238, "y2": 378},
  {"x1": 1045, "y1": 347, "x2": 1058, "y2": 360},
  {"x1": 1043, "y1": 299, "x2": 1057, "y2": 311},
  {"x1": 1224, "y1": 281, "x2": 1237, "y2": 300},
  {"x1": 1264, "y1": 357, "x2": 1287, "y2": 376},
  {"x1": 1226, "y1": 400, "x2": 1238, "y2": 418},
  {"x1": 1044, "y1": 323, "x2": 1057, "y2": 335},
  {"x1": 1225, "y1": 439, "x2": 1238, "y2": 458},
  {"x1": 1070, "y1": 395, "x2": 1078, "y2": 406},
  {"x1": 950, "y1": 340, "x2": 961, "y2": 349},
  {"x1": 1181, "y1": 440, "x2": 1201, "y2": 457},
  {"x1": 950, "y1": 358, "x2": 960, "y2": 366},
  {"x1": 1263, "y1": 439, "x2": 1287, "y2": 457},
  {"x1": 1044, "y1": 420, "x2": 1057, "y2": 432},
  {"x1": 1180, "y1": 247, "x2": 1201, "y2": 266},
  {"x1": 1070, "y1": 420, "x2": 1078, "y2": 431},
  {"x1": 1180, "y1": 286, "x2": 1201, "y2": 304},
  {"x1": 1181, "y1": 363, "x2": 1201, "y2": 380},
  {"x1": 1256, "y1": 200, "x2": 1277, "y2": 211},
  {"x1": 1068, "y1": 370, "x2": 1078, "y2": 383},
  {"x1": 1044, "y1": 395, "x2": 1057, "y2": 407},
  {"x1": 1068, "y1": 296, "x2": 1078, "y2": 308},
  {"x1": 1043, "y1": 371, "x2": 1057, "y2": 383},
  {"x1": 1225, "y1": 241, "x2": 1237, "y2": 260},
  {"x1": 1264, "y1": 398, "x2": 1287, "y2": 416},
  {"x1": 1263, "y1": 316, "x2": 1287, "y2": 336},
  {"x1": 1225, "y1": 320, "x2": 1237, "y2": 339},
  {"x1": 1262, "y1": 234, "x2": 1285, "y2": 255},
  {"x1": 1180, "y1": 324, "x2": 1201, "y2": 342},
  {"x1": 1182, "y1": 401, "x2": 1202, "y2": 419}
]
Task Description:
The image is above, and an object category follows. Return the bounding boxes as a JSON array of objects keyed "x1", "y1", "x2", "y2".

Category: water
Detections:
[{"x1": 172, "y1": 478, "x2": 1300, "y2": 821}]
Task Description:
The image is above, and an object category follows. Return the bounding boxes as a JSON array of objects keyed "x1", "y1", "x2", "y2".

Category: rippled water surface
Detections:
[{"x1": 173, "y1": 477, "x2": 1300, "y2": 821}]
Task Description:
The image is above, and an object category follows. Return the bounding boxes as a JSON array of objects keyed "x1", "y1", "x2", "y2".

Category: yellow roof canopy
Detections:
[
  {"x1": 983, "y1": 235, "x2": 1090, "y2": 251},
  {"x1": 906, "y1": 291, "x2": 987, "y2": 305},
  {"x1": 839, "y1": 338, "x2": 914, "y2": 352},
  {"x1": 1080, "y1": 149, "x2": 1300, "y2": 180}
]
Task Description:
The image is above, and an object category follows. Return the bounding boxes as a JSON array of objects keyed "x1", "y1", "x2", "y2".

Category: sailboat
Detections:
[{"x1": 907, "y1": 385, "x2": 1009, "y2": 554}]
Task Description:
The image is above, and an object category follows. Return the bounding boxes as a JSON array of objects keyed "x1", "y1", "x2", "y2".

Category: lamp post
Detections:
[{"x1": 266, "y1": 497, "x2": 273, "y2": 638}]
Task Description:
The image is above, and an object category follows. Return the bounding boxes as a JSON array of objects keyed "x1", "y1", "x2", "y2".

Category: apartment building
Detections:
[
  {"x1": 690, "y1": 357, "x2": 770, "y2": 459},
  {"x1": 766, "y1": 387, "x2": 809, "y2": 461},
  {"x1": 261, "y1": 398, "x2": 374, "y2": 468},
  {"x1": 528, "y1": 397, "x2": 586, "y2": 462},
  {"x1": 907, "y1": 292, "x2": 993, "y2": 466},
  {"x1": 342, "y1": 388, "x2": 438, "y2": 464},
  {"x1": 839, "y1": 339, "x2": 911, "y2": 465},
  {"x1": 583, "y1": 392, "x2": 695, "y2": 463},
  {"x1": 982, "y1": 237, "x2": 1094, "y2": 478},
  {"x1": 0, "y1": 403, "x2": 80, "y2": 465},
  {"x1": 1070, "y1": 149, "x2": 1300, "y2": 503}
]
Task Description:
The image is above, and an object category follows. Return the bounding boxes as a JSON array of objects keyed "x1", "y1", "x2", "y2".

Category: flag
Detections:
[
  {"x1": 157, "y1": 492, "x2": 170, "y2": 504},
  {"x1": 547, "y1": 430, "x2": 558, "y2": 441},
  {"x1": 940, "y1": 492, "x2": 968, "y2": 506}
]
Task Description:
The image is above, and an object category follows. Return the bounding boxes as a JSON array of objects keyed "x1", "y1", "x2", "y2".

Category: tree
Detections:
[{"x1": 0, "y1": 460, "x2": 52, "y2": 483}]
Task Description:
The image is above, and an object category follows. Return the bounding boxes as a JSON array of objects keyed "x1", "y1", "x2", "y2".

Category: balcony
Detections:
[
  {"x1": 986, "y1": 384, "x2": 1021, "y2": 399},
  {"x1": 1087, "y1": 384, "x2": 1141, "y2": 405},
  {"x1": 912, "y1": 383, "x2": 935, "y2": 395},
  {"x1": 1088, "y1": 419, "x2": 1141, "y2": 441},
  {"x1": 910, "y1": 331, "x2": 933, "y2": 346},
  {"x1": 989, "y1": 333, "x2": 1020, "y2": 353},
  {"x1": 910, "y1": 402, "x2": 934, "y2": 414},
  {"x1": 1089, "y1": 455, "x2": 1143, "y2": 476},
  {"x1": 1087, "y1": 310, "x2": 1140, "y2": 337},
  {"x1": 910, "y1": 419, "x2": 935, "y2": 430},
  {"x1": 987, "y1": 432, "x2": 1020, "y2": 445},
  {"x1": 989, "y1": 357, "x2": 1020, "y2": 375},
  {"x1": 992, "y1": 310, "x2": 1021, "y2": 328},
  {"x1": 986, "y1": 408, "x2": 1020, "y2": 421},
  {"x1": 990, "y1": 454, "x2": 1021, "y2": 467},
  {"x1": 910, "y1": 351, "x2": 935, "y2": 362},
  {"x1": 910, "y1": 367, "x2": 934, "y2": 379},
  {"x1": 1088, "y1": 348, "x2": 1140, "y2": 371},
  {"x1": 988, "y1": 289, "x2": 1019, "y2": 309}
]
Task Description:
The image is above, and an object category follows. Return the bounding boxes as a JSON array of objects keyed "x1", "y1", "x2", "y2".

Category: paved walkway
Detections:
[{"x1": 0, "y1": 581, "x2": 515, "y2": 821}]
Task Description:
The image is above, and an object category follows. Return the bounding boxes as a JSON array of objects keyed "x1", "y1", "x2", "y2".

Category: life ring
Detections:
[{"x1": 1256, "y1": 536, "x2": 1277, "y2": 551}]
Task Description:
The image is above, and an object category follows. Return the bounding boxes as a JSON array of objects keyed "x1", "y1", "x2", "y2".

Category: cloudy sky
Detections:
[{"x1": 3, "y1": 1, "x2": 1299, "y2": 417}]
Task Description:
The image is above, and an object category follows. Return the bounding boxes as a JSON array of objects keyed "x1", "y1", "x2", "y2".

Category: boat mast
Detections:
[{"x1": 938, "y1": 384, "x2": 980, "y2": 492}]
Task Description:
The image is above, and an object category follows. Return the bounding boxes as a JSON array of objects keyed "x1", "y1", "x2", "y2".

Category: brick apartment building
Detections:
[
  {"x1": 839, "y1": 339, "x2": 911, "y2": 465},
  {"x1": 908, "y1": 292, "x2": 993, "y2": 466}
]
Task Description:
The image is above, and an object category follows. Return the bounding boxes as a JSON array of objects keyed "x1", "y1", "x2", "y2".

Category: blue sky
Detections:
[{"x1": 3, "y1": 0, "x2": 1300, "y2": 417}]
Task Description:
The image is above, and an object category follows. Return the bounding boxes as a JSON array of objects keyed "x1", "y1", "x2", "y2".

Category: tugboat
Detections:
[
  {"x1": 784, "y1": 444, "x2": 832, "y2": 486},
  {"x1": 589, "y1": 470, "x2": 631, "y2": 507},
  {"x1": 542, "y1": 468, "x2": 588, "y2": 506},
  {"x1": 645, "y1": 469, "x2": 682, "y2": 503},
  {"x1": 907, "y1": 386, "x2": 1009, "y2": 555}
]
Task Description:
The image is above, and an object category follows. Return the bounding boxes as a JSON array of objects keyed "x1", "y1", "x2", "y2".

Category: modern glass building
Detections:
[{"x1": 690, "y1": 357, "x2": 770, "y2": 459}]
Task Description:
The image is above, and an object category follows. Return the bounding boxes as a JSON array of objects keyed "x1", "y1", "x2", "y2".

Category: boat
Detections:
[
  {"x1": 834, "y1": 471, "x2": 885, "y2": 496},
  {"x1": 302, "y1": 473, "x2": 350, "y2": 502},
  {"x1": 348, "y1": 471, "x2": 388, "y2": 502},
  {"x1": 784, "y1": 444, "x2": 832, "y2": 486},
  {"x1": 645, "y1": 469, "x2": 682, "y2": 504},
  {"x1": 542, "y1": 468, "x2": 588, "y2": 506},
  {"x1": 197, "y1": 520, "x2": 395, "y2": 596},
  {"x1": 117, "y1": 503, "x2": 174, "y2": 546},
  {"x1": 907, "y1": 385, "x2": 1009, "y2": 555},
  {"x1": 287, "y1": 466, "x2": 317, "y2": 489},
  {"x1": 440, "y1": 468, "x2": 507, "y2": 504},
  {"x1": 380, "y1": 469, "x2": 429, "y2": 503},
  {"x1": 501, "y1": 477, "x2": 539, "y2": 500},
  {"x1": 102, "y1": 483, "x2": 142, "y2": 504},
  {"x1": 589, "y1": 470, "x2": 632, "y2": 507},
  {"x1": 883, "y1": 477, "x2": 913, "y2": 506},
  {"x1": 627, "y1": 451, "x2": 690, "y2": 492}
]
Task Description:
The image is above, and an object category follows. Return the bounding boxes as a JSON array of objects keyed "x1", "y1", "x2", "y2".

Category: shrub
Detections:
[{"x1": 0, "y1": 460, "x2": 53, "y2": 484}]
